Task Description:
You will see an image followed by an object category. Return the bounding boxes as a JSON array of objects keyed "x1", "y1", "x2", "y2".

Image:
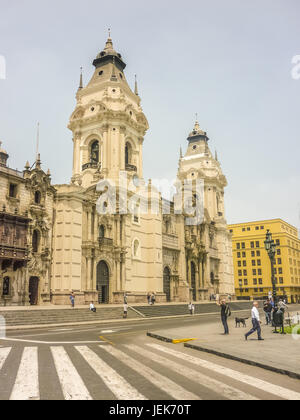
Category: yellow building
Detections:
[{"x1": 228, "y1": 219, "x2": 300, "y2": 304}]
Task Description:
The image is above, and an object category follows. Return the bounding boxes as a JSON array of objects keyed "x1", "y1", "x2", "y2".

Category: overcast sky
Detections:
[{"x1": 0, "y1": 0, "x2": 299, "y2": 231}]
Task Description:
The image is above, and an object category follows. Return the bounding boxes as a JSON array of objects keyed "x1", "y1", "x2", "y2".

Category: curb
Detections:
[
  {"x1": 146, "y1": 332, "x2": 196, "y2": 344},
  {"x1": 184, "y1": 342, "x2": 300, "y2": 380}
]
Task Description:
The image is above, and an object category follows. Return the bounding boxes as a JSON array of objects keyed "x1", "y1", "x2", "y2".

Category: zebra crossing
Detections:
[{"x1": 0, "y1": 343, "x2": 299, "y2": 400}]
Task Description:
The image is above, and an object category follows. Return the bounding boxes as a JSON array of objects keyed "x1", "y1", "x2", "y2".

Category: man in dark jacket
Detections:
[
  {"x1": 263, "y1": 299, "x2": 272, "y2": 325},
  {"x1": 217, "y1": 298, "x2": 231, "y2": 335}
]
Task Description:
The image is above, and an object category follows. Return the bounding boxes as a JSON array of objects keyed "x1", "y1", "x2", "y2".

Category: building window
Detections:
[
  {"x1": 251, "y1": 251, "x2": 255, "y2": 257},
  {"x1": 256, "y1": 251, "x2": 260, "y2": 257},
  {"x1": 278, "y1": 258, "x2": 282, "y2": 265},
  {"x1": 9, "y1": 183, "x2": 17, "y2": 198},
  {"x1": 238, "y1": 261, "x2": 242, "y2": 267},
  {"x1": 277, "y1": 249, "x2": 281, "y2": 255},
  {"x1": 251, "y1": 242, "x2": 254, "y2": 248},
  {"x1": 90, "y1": 140, "x2": 100, "y2": 164},
  {"x1": 244, "y1": 280, "x2": 248, "y2": 286},
  {"x1": 258, "y1": 269, "x2": 262, "y2": 275},
  {"x1": 252, "y1": 260, "x2": 256, "y2": 266},
  {"x1": 34, "y1": 191, "x2": 41, "y2": 204},
  {"x1": 32, "y1": 230, "x2": 40, "y2": 253},
  {"x1": 253, "y1": 279, "x2": 257, "y2": 285},
  {"x1": 243, "y1": 261, "x2": 247, "y2": 267},
  {"x1": 252, "y1": 269, "x2": 257, "y2": 275},
  {"x1": 242, "y1": 252, "x2": 246, "y2": 258},
  {"x1": 259, "y1": 278, "x2": 263, "y2": 285},
  {"x1": 237, "y1": 252, "x2": 241, "y2": 258},
  {"x1": 256, "y1": 241, "x2": 260, "y2": 248},
  {"x1": 276, "y1": 239, "x2": 280, "y2": 246},
  {"x1": 241, "y1": 243, "x2": 245, "y2": 249},
  {"x1": 99, "y1": 225, "x2": 105, "y2": 239},
  {"x1": 125, "y1": 142, "x2": 133, "y2": 166},
  {"x1": 238, "y1": 270, "x2": 242, "y2": 276},
  {"x1": 257, "y1": 260, "x2": 261, "y2": 266},
  {"x1": 279, "y1": 277, "x2": 284, "y2": 284},
  {"x1": 243, "y1": 270, "x2": 247, "y2": 276},
  {"x1": 3, "y1": 277, "x2": 10, "y2": 296},
  {"x1": 237, "y1": 243, "x2": 241, "y2": 250},
  {"x1": 133, "y1": 239, "x2": 140, "y2": 259}
]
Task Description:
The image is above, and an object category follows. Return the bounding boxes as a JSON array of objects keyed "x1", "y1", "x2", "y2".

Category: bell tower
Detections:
[{"x1": 68, "y1": 35, "x2": 149, "y2": 188}]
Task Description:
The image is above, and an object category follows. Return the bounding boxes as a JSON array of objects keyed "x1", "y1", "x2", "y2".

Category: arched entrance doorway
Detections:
[
  {"x1": 163, "y1": 267, "x2": 171, "y2": 302},
  {"x1": 96, "y1": 261, "x2": 109, "y2": 304},
  {"x1": 29, "y1": 277, "x2": 39, "y2": 305},
  {"x1": 191, "y1": 262, "x2": 196, "y2": 301}
]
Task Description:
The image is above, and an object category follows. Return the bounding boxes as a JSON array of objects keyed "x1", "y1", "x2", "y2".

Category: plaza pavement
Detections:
[{"x1": 147, "y1": 305, "x2": 300, "y2": 380}]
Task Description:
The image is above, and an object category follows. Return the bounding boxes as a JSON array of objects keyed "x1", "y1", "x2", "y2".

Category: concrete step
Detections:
[
  {"x1": 132, "y1": 302, "x2": 254, "y2": 318},
  {"x1": 0, "y1": 307, "x2": 139, "y2": 326}
]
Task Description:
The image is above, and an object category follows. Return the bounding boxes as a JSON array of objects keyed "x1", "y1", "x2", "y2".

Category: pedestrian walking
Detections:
[
  {"x1": 245, "y1": 301, "x2": 264, "y2": 341},
  {"x1": 188, "y1": 302, "x2": 194, "y2": 315},
  {"x1": 70, "y1": 292, "x2": 75, "y2": 308},
  {"x1": 263, "y1": 299, "x2": 272, "y2": 325},
  {"x1": 90, "y1": 302, "x2": 96, "y2": 313},
  {"x1": 151, "y1": 293, "x2": 156, "y2": 306},
  {"x1": 124, "y1": 293, "x2": 128, "y2": 305},
  {"x1": 216, "y1": 298, "x2": 231, "y2": 335},
  {"x1": 123, "y1": 303, "x2": 128, "y2": 318},
  {"x1": 147, "y1": 292, "x2": 151, "y2": 305}
]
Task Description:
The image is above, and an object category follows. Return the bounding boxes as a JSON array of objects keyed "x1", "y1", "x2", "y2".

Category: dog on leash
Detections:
[{"x1": 235, "y1": 317, "x2": 249, "y2": 328}]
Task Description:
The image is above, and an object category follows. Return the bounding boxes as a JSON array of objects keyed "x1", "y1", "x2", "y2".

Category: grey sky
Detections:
[{"x1": 0, "y1": 0, "x2": 299, "y2": 230}]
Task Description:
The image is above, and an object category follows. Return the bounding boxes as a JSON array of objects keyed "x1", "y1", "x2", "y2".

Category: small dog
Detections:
[{"x1": 235, "y1": 317, "x2": 249, "y2": 328}]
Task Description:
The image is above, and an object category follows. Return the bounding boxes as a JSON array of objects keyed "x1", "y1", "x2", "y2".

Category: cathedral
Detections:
[{"x1": 0, "y1": 36, "x2": 234, "y2": 306}]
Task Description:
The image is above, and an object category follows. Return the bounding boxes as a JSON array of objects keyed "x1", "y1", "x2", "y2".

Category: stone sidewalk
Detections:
[{"x1": 147, "y1": 307, "x2": 300, "y2": 379}]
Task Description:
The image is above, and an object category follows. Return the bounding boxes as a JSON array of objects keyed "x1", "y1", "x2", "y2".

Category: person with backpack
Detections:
[{"x1": 217, "y1": 298, "x2": 231, "y2": 335}]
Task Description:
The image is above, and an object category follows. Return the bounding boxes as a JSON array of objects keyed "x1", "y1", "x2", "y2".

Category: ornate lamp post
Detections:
[{"x1": 264, "y1": 229, "x2": 277, "y2": 306}]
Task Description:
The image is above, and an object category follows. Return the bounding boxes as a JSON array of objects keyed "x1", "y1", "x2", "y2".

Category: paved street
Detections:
[{"x1": 1, "y1": 313, "x2": 300, "y2": 400}]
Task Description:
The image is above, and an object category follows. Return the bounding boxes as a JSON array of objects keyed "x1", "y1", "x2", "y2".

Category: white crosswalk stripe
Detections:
[
  {"x1": 101, "y1": 345, "x2": 199, "y2": 400},
  {"x1": 0, "y1": 344, "x2": 299, "y2": 400},
  {"x1": 10, "y1": 347, "x2": 39, "y2": 400},
  {"x1": 51, "y1": 346, "x2": 92, "y2": 400},
  {"x1": 75, "y1": 346, "x2": 146, "y2": 400},
  {"x1": 0, "y1": 347, "x2": 11, "y2": 370},
  {"x1": 126, "y1": 344, "x2": 259, "y2": 400},
  {"x1": 147, "y1": 343, "x2": 300, "y2": 401}
]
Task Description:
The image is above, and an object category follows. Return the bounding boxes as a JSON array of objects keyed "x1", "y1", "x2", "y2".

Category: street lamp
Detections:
[{"x1": 264, "y1": 229, "x2": 277, "y2": 306}]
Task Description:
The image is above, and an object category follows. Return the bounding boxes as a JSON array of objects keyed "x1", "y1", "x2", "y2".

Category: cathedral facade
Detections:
[{"x1": 0, "y1": 37, "x2": 234, "y2": 306}]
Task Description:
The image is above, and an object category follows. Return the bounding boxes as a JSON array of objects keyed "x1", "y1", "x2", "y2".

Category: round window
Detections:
[{"x1": 99, "y1": 71, "x2": 103, "y2": 76}]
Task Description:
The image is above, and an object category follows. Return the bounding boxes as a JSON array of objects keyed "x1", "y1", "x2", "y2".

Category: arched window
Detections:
[
  {"x1": 99, "y1": 225, "x2": 105, "y2": 239},
  {"x1": 133, "y1": 239, "x2": 140, "y2": 258},
  {"x1": 32, "y1": 230, "x2": 40, "y2": 253},
  {"x1": 3, "y1": 277, "x2": 10, "y2": 296},
  {"x1": 125, "y1": 142, "x2": 132, "y2": 166},
  {"x1": 34, "y1": 191, "x2": 41, "y2": 204},
  {"x1": 90, "y1": 140, "x2": 100, "y2": 164}
]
